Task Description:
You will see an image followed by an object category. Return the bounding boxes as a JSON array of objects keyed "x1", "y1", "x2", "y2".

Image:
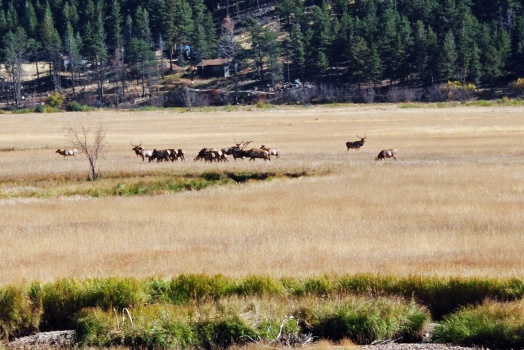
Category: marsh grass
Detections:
[
  {"x1": 72, "y1": 291, "x2": 429, "y2": 348},
  {"x1": 433, "y1": 299, "x2": 524, "y2": 348},
  {"x1": 4, "y1": 275, "x2": 524, "y2": 347}
]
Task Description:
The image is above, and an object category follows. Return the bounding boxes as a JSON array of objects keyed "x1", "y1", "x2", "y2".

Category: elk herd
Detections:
[{"x1": 55, "y1": 137, "x2": 397, "y2": 163}]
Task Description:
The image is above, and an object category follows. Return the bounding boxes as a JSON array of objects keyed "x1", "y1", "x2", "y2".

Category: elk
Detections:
[
  {"x1": 150, "y1": 149, "x2": 171, "y2": 162},
  {"x1": 260, "y1": 145, "x2": 280, "y2": 159},
  {"x1": 248, "y1": 148, "x2": 270, "y2": 161},
  {"x1": 375, "y1": 149, "x2": 397, "y2": 161},
  {"x1": 130, "y1": 141, "x2": 153, "y2": 161},
  {"x1": 56, "y1": 148, "x2": 77, "y2": 158},
  {"x1": 176, "y1": 149, "x2": 185, "y2": 161},
  {"x1": 229, "y1": 141, "x2": 252, "y2": 161},
  {"x1": 194, "y1": 148, "x2": 216, "y2": 162},
  {"x1": 167, "y1": 148, "x2": 185, "y2": 162},
  {"x1": 346, "y1": 135, "x2": 366, "y2": 151}
]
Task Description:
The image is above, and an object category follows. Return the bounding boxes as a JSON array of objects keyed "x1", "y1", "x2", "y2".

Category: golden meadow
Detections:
[{"x1": 1, "y1": 104, "x2": 523, "y2": 283}]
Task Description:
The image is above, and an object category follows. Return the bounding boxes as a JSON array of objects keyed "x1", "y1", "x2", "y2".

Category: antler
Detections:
[{"x1": 357, "y1": 135, "x2": 366, "y2": 139}]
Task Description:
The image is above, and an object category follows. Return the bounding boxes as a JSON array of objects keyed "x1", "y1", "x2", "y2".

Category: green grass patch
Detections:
[
  {"x1": 433, "y1": 299, "x2": 524, "y2": 348},
  {"x1": 0, "y1": 171, "x2": 307, "y2": 199},
  {"x1": 3, "y1": 275, "x2": 524, "y2": 347},
  {"x1": 399, "y1": 103, "x2": 425, "y2": 108}
]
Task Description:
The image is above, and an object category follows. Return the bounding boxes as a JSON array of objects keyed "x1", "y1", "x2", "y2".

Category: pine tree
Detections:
[
  {"x1": 439, "y1": 29, "x2": 458, "y2": 82},
  {"x1": 23, "y1": 1, "x2": 38, "y2": 38},
  {"x1": 3, "y1": 27, "x2": 33, "y2": 107},
  {"x1": 63, "y1": 22, "x2": 82, "y2": 95},
  {"x1": 7, "y1": 1, "x2": 19, "y2": 31},
  {"x1": 162, "y1": 0, "x2": 177, "y2": 71},
  {"x1": 106, "y1": 0, "x2": 123, "y2": 53},
  {"x1": 127, "y1": 37, "x2": 156, "y2": 97},
  {"x1": 289, "y1": 20, "x2": 306, "y2": 81},
  {"x1": 83, "y1": 4, "x2": 108, "y2": 105}
]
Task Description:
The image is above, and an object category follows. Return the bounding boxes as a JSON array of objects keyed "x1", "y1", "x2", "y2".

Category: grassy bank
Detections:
[
  {"x1": 0, "y1": 170, "x2": 310, "y2": 199},
  {"x1": 2, "y1": 275, "x2": 524, "y2": 348}
]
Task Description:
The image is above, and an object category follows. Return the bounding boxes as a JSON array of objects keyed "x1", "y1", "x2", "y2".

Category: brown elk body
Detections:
[
  {"x1": 194, "y1": 148, "x2": 216, "y2": 162},
  {"x1": 56, "y1": 149, "x2": 77, "y2": 158},
  {"x1": 346, "y1": 136, "x2": 366, "y2": 151},
  {"x1": 150, "y1": 149, "x2": 170, "y2": 162},
  {"x1": 375, "y1": 149, "x2": 397, "y2": 161},
  {"x1": 247, "y1": 148, "x2": 270, "y2": 161},
  {"x1": 260, "y1": 145, "x2": 280, "y2": 159}
]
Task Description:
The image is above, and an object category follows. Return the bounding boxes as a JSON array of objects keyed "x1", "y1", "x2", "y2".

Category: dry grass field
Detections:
[{"x1": 0, "y1": 105, "x2": 523, "y2": 284}]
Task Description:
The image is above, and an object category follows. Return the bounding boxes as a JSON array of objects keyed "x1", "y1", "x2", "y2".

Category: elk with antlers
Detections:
[
  {"x1": 346, "y1": 135, "x2": 366, "y2": 151},
  {"x1": 230, "y1": 141, "x2": 270, "y2": 162},
  {"x1": 55, "y1": 148, "x2": 77, "y2": 158},
  {"x1": 130, "y1": 141, "x2": 154, "y2": 161}
]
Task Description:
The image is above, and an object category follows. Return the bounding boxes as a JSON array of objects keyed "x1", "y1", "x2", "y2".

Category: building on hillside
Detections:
[{"x1": 196, "y1": 58, "x2": 232, "y2": 78}]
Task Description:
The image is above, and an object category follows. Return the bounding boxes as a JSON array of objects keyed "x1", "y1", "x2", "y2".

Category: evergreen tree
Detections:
[
  {"x1": 3, "y1": 27, "x2": 33, "y2": 107},
  {"x1": 162, "y1": 0, "x2": 177, "y2": 70},
  {"x1": 289, "y1": 19, "x2": 306, "y2": 81},
  {"x1": 174, "y1": 0, "x2": 193, "y2": 69},
  {"x1": 23, "y1": 1, "x2": 38, "y2": 38},
  {"x1": 83, "y1": 5, "x2": 108, "y2": 105},
  {"x1": 367, "y1": 43, "x2": 381, "y2": 87},
  {"x1": 439, "y1": 29, "x2": 458, "y2": 82},
  {"x1": 348, "y1": 35, "x2": 370, "y2": 88},
  {"x1": 106, "y1": 0, "x2": 123, "y2": 53},
  {"x1": 7, "y1": 1, "x2": 18, "y2": 31},
  {"x1": 135, "y1": 6, "x2": 153, "y2": 45},
  {"x1": 127, "y1": 37, "x2": 156, "y2": 97},
  {"x1": 63, "y1": 22, "x2": 82, "y2": 95}
]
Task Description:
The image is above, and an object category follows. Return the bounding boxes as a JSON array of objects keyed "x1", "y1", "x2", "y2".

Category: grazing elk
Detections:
[
  {"x1": 56, "y1": 148, "x2": 77, "y2": 158},
  {"x1": 150, "y1": 149, "x2": 171, "y2": 162},
  {"x1": 260, "y1": 145, "x2": 280, "y2": 159},
  {"x1": 346, "y1": 135, "x2": 366, "y2": 151},
  {"x1": 375, "y1": 149, "x2": 397, "y2": 161},
  {"x1": 130, "y1": 141, "x2": 153, "y2": 161}
]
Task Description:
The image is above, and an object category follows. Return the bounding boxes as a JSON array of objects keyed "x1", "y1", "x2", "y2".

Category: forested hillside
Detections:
[{"x1": 1, "y1": 0, "x2": 523, "y2": 108}]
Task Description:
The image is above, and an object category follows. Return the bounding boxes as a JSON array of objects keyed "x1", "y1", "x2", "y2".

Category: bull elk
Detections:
[
  {"x1": 375, "y1": 149, "x2": 397, "y2": 161},
  {"x1": 130, "y1": 141, "x2": 153, "y2": 161},
  {"x1": 260, "y1": 145, "x2": 280, "y2": 159},
  {"x1": 56, "y1": 148, "x2": 77, "y2": 158},
  {"x1": 346, "y1": 135, "x2": 366, "y2": 151}
]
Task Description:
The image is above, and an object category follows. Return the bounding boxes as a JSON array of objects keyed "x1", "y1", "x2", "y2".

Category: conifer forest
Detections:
[{"x1": 1, "y1": 0, "x2": 524, "y2": 107}]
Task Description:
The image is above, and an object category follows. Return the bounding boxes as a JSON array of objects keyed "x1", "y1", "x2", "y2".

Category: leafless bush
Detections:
[
  {"x1": 164, "y1": 88, "x2": 211, "y2": 108},
  {"x1": 359, "y1": 88, "x2": 376, "y2": 103},
  {"x1": 66, "y1": 124, "x2": 105, "y2": 181},
  {"x1": 284, "y1": 87, "x2": 315, "y2": 106},
  {"x1": 425, "y1": 84, "x2": 445, "y2": 102},
  {"x1": 386, "y1": 87, "x2": 419, "y2": 103}
]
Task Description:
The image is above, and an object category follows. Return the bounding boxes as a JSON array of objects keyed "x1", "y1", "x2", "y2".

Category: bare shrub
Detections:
[
  {"x1": 359, "y1": 88, "x2": 376, "y2": 103},
  {"x1": 284, "y1": 87, "x2": 315, "y2": 106},
  {"x1": 66, "y1": 124, "x2": 105, "y2": 181},
  {"x1": 440, "y1": 81, "x2": 476, "y2": 102},
  {"x1": 425, "y1": 84, "x2": 445, "y2": 102}
]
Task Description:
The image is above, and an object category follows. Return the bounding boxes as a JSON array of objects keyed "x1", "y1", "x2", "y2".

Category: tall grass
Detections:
[
  {"x1": 433, "y1": 299, "x2": 524, "y2": 348},
  {"x1": 3, "y1": 274, "x2": 524, "y2": 345}
]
